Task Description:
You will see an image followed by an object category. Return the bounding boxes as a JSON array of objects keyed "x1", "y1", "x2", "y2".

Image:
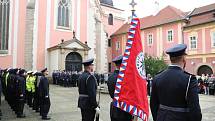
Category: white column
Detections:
[
  {"x1": 202, "y1": 28, "x2": 206, "y2": 54},
  {"x1": 32, "y1": 0, "x2": 39, "y2": 70},
  {"x1": 71, "y1": 0, "x2": 75, "y2": 30},
  {"x1": 13, "y1": 0, "x2": 19, "y2": 67},
  {"x1": 45, "y1": 0, "x2": 51, "y2": 70},
  {"x1": 76, "y1": 0, "x2": 81, "y2": 39},
  {"x1": 8, "y1": 0, "x2": 13, "y2": 55},
  {"x1": 178, "y1": 22, "x2": 182, "y2": 44},
  {"x1": 156, "y1": 27, "x2": 160, "y2": 57}
]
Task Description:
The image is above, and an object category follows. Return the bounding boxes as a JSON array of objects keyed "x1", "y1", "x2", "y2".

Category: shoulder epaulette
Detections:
[{"x1": 184, "y1": 71, "x2": 196, "y2": 79}]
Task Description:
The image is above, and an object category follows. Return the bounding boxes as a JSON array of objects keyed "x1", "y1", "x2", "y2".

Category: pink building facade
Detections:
[
  {"x1": 183, "y1": 3, "x2": 215, "y2": 75},
  {"x1": 111, "y1": 3, "x2": 215, "y2": 75},
  {"x1": 0, "y1": 0, "x2": 125, "y2": 73}
]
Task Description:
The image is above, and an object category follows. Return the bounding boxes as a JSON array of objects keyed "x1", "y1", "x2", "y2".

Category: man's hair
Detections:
[{"x1": 170, "y1": 55, "x2": 184, "y2": 63}]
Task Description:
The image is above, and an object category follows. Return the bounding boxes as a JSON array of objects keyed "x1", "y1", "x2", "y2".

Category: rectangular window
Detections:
[
  {"x1": 108, "y1": 63, "x2": 111, "y2": 73},
  {"x1": 116, "y1": 41, "x2": 120, "y2": 50},
  {"x1": 167, "y1": 30, "x2": 173, "y2": 42},
  {"x1": 0, "y1": 0, "x2": 10, "y2": 54},
  {"x1": 108, "y1": 39, "x2": 111, "y2": 47},
  {"x1": 212, "y1": 32, "x2": 215, "y2": 47},
  {"x1": 147, "y1": 34, "x2": 153, "y2": 45},
  {"x1": 190, "y1": 36, "x2": 197, "y2": 49},
  {"x1": 57, "y1": 0, "x2": 71, "y2": 29}
]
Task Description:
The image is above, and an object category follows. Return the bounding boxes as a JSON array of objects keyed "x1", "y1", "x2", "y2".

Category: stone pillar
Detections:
[{"x1": 24, "y1": 0, "x2": 35, "y2": 70}]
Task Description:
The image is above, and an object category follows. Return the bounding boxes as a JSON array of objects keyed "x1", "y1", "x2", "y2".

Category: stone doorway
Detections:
[
  {"x1": 197, "y1": 65, "x2": 213, "y2": 75},
  {"x1": 65, "y1": 52, "x2": 82, "y2": 72}
]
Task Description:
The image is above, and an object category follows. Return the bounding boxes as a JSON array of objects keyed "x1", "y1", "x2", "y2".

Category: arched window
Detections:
[
  {"x1": 57, "y1": 0, "x2": 71, "y2": 28},
  {"x1": 0, "y1": 0, "x2": 10, "y2": 54},
  {"x1": 108, "y1": 13, "x2": 113, "y2": 25}
]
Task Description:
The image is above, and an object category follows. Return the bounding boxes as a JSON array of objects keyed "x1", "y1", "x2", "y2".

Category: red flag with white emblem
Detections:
[{"x1": 113, "y1": 16, "x2": 149, "y2": 121}]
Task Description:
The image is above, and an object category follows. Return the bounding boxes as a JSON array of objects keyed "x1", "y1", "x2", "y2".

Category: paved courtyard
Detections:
[{"x1": 1, "y1": 85, "x2": 215, "y2": 121}]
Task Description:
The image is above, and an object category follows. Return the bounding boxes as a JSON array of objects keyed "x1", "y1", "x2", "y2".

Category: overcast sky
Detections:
[{"x1": 113, "y1": 0, "x2": 215, "y2": 18}]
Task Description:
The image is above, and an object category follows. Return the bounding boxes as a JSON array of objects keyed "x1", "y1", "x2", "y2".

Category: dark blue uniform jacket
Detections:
[{"x1": 150, "y1": 66, "x2": 202, "y2": 121}]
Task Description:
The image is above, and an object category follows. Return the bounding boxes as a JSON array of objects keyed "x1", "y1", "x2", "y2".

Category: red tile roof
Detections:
[
  {"x1": 185, "y1": 3, "x2": 215, "y2": 27},
  {"x1": 185, "y1": 12, "x2": 215, "y2": 28},
  {"x1": 189, "y1": 3, "x2": 215, "y2": 16},
  {"x1": 112, "y1": 5, "x2": 186, "y2": 36}
]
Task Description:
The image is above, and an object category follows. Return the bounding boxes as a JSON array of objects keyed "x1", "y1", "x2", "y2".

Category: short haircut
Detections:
[{"x1": 170, "y1": 55, "x2": 184, "y2": 63}]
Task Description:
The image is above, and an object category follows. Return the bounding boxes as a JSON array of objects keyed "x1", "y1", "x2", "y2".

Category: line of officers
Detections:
[
  {"x1": 52, "y1": 70, "x2": 106, "y2": 87},
  {"x1": 0, "y1": 68, "x2": 51, "y2": 120}
]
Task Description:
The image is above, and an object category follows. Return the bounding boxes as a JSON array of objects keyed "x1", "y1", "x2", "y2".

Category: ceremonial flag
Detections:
[{"x1": 113, "y1": 16, "x2": 149, "y2": 121}]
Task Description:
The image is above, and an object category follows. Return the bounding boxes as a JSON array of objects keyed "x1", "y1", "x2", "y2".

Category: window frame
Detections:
[
  {"x1": 211, "y1": 31, "x2": 215, "y2": 48},
  {"x1": 56, "y1": 0, "x2": 72, "y2": 30},
  {"x1": 108, "y1": 62, "x2": 111, "y2": 73},
  {"x1": 116, "y1": 41, "x2": 120, "y2": 50},
  {"x1": 147, "y1": 33, "x2": 153, "y2": 46},
  {"x1": 0, "y1": 0, "x2": 10, "y2": 54},
  {"x1": 167, "y1": 29, "x2": 173, "y2": 42},
  {"x1": 108, "y1": 39, "x2": 111, "y2": 47},
  {"x1": 189, "y1": 35, "x2": 197, "y2": 50},
  {"x1": 108, "y1": 13, "x2": 113, "y2": 25}
]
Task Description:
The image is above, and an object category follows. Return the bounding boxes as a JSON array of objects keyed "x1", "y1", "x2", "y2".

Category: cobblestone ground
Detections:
[{"x1": 1, "y1": 85, "x2": 215, "y2": 121}]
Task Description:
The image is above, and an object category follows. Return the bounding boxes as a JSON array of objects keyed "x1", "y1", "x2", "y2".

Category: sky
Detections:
[{"x1": 113, "y1": 0, "x2": 215, "y2": 18}]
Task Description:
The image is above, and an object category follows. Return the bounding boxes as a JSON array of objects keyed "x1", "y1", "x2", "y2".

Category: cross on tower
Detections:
[{"x1": 129, "y1": 0, "x2": 137, "y2": 16}]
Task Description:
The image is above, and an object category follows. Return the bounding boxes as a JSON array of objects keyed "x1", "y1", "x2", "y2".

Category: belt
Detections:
[
  {"x1": 79, "y1": 94, "x2": 89, "y2": 97},
  {"x1": 159, "y1": 104, "x2": 190, "y2": 113}
]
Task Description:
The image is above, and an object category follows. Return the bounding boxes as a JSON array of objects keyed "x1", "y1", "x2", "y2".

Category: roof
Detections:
[
  {"x1": 141, "y1": 6, "x2": 187, "y2": 29},
  {"x1": 100, "y1": 3, "x2": 124, "y2": 11},
  {"x1": 100, "y1": 0, "x2": 113, "y2": 6},
  {"x1": 112, "y1": 6, "x2": 186, "y2": 36},
  {"x1": 185, "y1": 3, "x2": 215, "y2": 28},
  {"x1": 47, "y1": 38, "x2": 91, "y2": 51},
  {"x1": 112, "y1": 23, "x2": 130, "y2": 36},
  {"x1": 189, "y1": 3, "x2": 215, "y2": 16}
]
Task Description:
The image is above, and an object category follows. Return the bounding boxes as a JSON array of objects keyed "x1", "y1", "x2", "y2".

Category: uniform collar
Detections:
[{"x1": 168, "y1": 64, "x2": 183, "y2": 70}]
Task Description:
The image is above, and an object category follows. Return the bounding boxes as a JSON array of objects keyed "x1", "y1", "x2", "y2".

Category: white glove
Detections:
[{"x1": 95, "y1": 107, "x2": 100, "y2": 115}]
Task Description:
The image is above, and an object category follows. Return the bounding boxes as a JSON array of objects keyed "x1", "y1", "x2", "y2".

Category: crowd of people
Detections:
[
  {"x1": 52, "y1": 70, "x2": 109, "y2": 87},
  {"x1": 146, "y1": 73, "x2": 215, "y2": 96},
  {"x1": 0, "y1": 68, "x2": 51, "y2": 120},
  {"x1": 197, "y1": 74, "x2": 215, "y2": 95}
]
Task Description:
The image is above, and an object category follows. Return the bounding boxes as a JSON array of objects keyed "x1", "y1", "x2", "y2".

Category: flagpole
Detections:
[
  {"x1": 129, "y1": 0, "x2": 138, "y2": 121},
  {"x1": 129, "y1": 0, "x2": 137, "y2": 18}
]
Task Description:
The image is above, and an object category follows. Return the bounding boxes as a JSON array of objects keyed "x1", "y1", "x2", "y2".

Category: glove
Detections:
[
  {"x1": 95, "y1": 107, "x2": 100, "y2": 115},
  {"x1": 45, "y1": 95, "x2": 49, "y2": 98}
]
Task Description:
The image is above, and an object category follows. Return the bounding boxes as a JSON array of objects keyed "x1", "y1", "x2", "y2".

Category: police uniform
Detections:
[
  {"x1": 33, "y1": 72, "x2": 43, "y2": 112},
  {"x1": 150, "y1": 44, "x2": 202, "y2": 121},
  {"x1": 78, "y1": 58, "x2": 98, "y2": 121},
  {"x1": 107, "y1": 55, "x2": 132, "y2": 121},
  {"x1": 38, "y1": 68, "x2": 51, "y2": 120},
  {"x1": 16, "y1": 69, "x2": 26, "y2": 118},
  {"x1": 8, "y1": 69, "x2": 18, "y2": 112}
]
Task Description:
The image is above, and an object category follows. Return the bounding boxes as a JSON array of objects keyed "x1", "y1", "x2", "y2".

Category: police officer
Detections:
[
  {"x1": 16, "y1": 69, "x2": 26, "y2": 118},
  {"x1": 150, "y1": 44, "x2": 202, "y2": 121},
  {"x1": 26, "y1": 71, "x2": 36, "y2": 107},
  {"x1": 107, "y1": 55, "x2": 132, "y2": 121},
  {"x1": 39, "y1": 68, "x2": 51, "y2": 120},
  {"x1": 7, "y1": 68, "x2": 18, "y2": 112},
  {"x1": 78, "y1": 58, "x2": 100, "y2": 121},
  {"x1": 33, "y1": 71, "x2": 43, "y2": 112}
]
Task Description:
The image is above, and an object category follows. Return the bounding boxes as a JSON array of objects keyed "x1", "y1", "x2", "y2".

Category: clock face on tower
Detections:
[{"x1": 136, "y1": 52, "x2": 146, "y2": 79}]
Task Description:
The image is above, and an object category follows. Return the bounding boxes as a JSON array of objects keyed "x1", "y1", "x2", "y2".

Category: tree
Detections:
[{"x1": 144, "y1": 55, "x2": 168, "y2": 77}]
